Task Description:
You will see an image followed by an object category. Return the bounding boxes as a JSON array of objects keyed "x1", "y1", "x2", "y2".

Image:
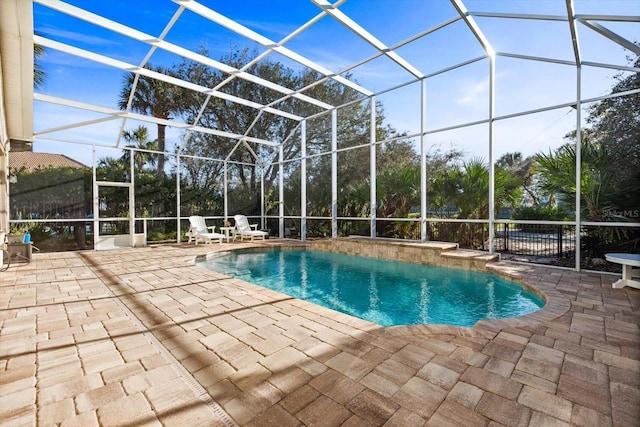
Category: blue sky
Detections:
[{"x1": 32, "y1": 0, "x2": 639, "y2": 166}]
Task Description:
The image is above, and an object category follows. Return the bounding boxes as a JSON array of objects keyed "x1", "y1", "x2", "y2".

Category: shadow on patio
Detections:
[{"x1": 1, "y1": 242, "x2": 638, "y2": 426}]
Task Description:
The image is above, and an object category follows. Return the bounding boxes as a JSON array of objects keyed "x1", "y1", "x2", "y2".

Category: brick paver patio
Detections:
[{"x1": 1, "y1": 241, "x2": 638, "y2": 426}]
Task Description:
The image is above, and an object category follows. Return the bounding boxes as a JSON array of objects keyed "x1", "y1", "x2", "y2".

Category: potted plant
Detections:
[
  {"x1": 7, "y1": 222, "x2": 36, "y2": 244},
  {"x1": 7, "y1": 229, "x2": 26, "y2": 244}
]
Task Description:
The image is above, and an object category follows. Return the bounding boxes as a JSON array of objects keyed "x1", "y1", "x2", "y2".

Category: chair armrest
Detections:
[{"x1": 250, "y1": 224, "x2": 258, "y2": 230}]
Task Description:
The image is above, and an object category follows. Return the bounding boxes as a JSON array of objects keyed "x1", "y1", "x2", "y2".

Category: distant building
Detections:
[{"x1": 8, "y1": 152, "x2": 90, "y2": 220}]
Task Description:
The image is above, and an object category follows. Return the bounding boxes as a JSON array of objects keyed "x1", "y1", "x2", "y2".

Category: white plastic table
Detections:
[
  {"x1": 605, "y1": 253, "x2": 640, "y2": 290},
  {"x1": 219, "y1": 226, "x2": 236, "y2": 243}
]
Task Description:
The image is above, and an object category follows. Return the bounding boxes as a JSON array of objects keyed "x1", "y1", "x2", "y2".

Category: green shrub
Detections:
[
  {"x1": 148, "y1": 231, "x2": 166, "y2": 241},
  {"x1": 11, "y1": 222, "x2": 52, "y2": 242},
  {"x1": 511, "y1": 206, "x2": 571, "y2": 233}
]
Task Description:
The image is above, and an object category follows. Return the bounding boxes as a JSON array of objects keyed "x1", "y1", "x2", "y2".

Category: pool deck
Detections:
[{"x1": 1, "y1": 240, "x2": 638, "y2": 426}]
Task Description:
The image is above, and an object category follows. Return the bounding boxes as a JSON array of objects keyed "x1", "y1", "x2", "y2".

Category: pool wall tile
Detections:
[{"x1": 309, "y1": 238, "x2": 497, "y2": 272}]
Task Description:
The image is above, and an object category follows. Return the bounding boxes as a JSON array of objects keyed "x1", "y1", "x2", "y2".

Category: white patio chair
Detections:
[
  {"x1": 188, "y1": 216, "x2": 225, "y2": 245},
  {"x1": 233, "y1": 215, "x2": 268, "y2": 241}
]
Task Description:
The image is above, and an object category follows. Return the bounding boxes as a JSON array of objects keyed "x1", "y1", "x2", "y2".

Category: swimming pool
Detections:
[{"x1": 199, "y1": 248, "x2": 545, "y2": 327}]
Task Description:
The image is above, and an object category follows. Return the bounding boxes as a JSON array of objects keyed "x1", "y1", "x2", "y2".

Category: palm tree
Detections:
[
  {"x1": 120, "y1": 126, "x2": 158, "y2": 172},
  {"x1": 427, "y1": 158, "x2": 521, "y2": 248},
  {"x1": 535, "y1": 137, "x2": 615, "y2": 221},
  {"x1": 118, "y1": 64, "x2": 181, "y2": 176},
  {"x1": 34, "y1": 33, "x2": 46, "y2": 89},
  {"x1": 377, "y1": 165, "x2": 420, "y2": 218},
  {"x1": 96, "y1": 157, "x2": 128, "y2": 182},
  {"x1": 434, "y1": 158, "x2": 522, "y2": 219}
]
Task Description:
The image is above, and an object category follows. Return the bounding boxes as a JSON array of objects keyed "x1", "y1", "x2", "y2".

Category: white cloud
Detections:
[
  {"x1": 456, "y1": 78, "x2": 489, "y2": 107},
  {"x1": 39, "y1": 27, "x2": 120, "y2": 47}
]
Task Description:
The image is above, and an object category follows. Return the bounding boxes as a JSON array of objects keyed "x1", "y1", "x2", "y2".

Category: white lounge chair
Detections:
[
  {"x1": 233, "y1": 215, "x2": 268, "y2": 241},
  {"x1": 188, "y1": 216, "x2": 225, "y2": 245}
]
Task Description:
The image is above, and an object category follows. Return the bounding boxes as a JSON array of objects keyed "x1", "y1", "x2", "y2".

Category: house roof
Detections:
[{"x1": 8, "y1": 152, "x2": 88, "y2": 171}]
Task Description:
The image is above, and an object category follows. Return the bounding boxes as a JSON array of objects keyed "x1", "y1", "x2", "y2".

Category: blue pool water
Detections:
[{"x1": 199, "y1": 249, "x2": 545, "y2": 327}]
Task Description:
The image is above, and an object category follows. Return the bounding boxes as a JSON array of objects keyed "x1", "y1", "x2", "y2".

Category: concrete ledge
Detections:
[{"x1": 309, "y1": 237, "x2": 498, "y2": 272}]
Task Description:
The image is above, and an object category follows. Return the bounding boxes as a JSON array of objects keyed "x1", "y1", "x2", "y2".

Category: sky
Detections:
[{"x1": 31, "y1": 0, "x2": 640, "y2": 167}]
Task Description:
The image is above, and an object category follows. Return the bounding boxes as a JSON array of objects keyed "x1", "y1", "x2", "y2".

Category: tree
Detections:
[
  {"x1": 426, "y1": 146, "x2": 465, "y2": 217},
  {"x1": 96, "y1": 157, "x2": 128, "y2": 182},
  {"x1": 534, "y1": 51, "x2": 640, "y2": 222},
  {"x1": 376, "y1": 165, "x2": 419, "y2": 218},
  {"x1": 9, "y1": 166, "x2": 91, "y2": 220},
  {"x1": 422, "y1": 156, "x2": 522, "y2": 248},
  {"x1": 173, "y1": 49, "x2": 298, "y2": 189},
  {"x1": 177, "y1": 136, "x2": 226, "y2": 191},
  {"x1": 96, "y1": 154, "x2": 180, "y2": 227},
  {"x1": 536, "y1": 135, "x2": 618, "y2": 221},
  {"x1": 120, "y1": 126, "x2": 158, "y2": 171},
  {"x1": 496, "y1": 152, "x2": 538, "y2": 206},
  {"x1": 583, "y1": 52, "x2": 640, "y2": 214},
  {"x1": 172, "y1": 49, "x2": 294, "y2": 214},
  {"x1": 34, "y1": 34, "x2": 46, "y2": 89},
  {"x1": 172, "y1": 47, "x2": 385, "y2": 216},
  {"x1": 118, "y1": 64, "x2": 182, "y2": 176},
  {"x1": 449, "y1": 158, "x2": 521, "y2": 219},
  {"x1": 426, "y1": 153, "x2": 521, "y2": 219}
]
